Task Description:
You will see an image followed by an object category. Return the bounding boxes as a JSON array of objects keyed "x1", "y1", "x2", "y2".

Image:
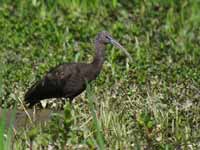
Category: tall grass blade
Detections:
[
  {"x1": 0, "y1": 110, "x2": 6, "y2": 150},
  {"x1": 86, "y1": 83, "x2": 105, "y2": 150},
  {"x1": 5, "y1": 106, "x2": 16, "y2": 150},
  {"x1": 0, "y1": 57, "x2": 5, "y2": 150}
]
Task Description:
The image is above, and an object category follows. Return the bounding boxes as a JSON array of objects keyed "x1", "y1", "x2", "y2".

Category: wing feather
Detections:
[{"x1": 24, "y1": 64, "x2": 71, "y2": 107}]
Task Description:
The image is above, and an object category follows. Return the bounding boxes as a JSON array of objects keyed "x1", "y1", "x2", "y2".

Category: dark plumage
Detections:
[{"x1": 24, "y1": 31, "x2": 132, "y2": 107}]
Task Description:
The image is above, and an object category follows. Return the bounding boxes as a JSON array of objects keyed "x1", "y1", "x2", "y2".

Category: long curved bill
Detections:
[{"x1": 107, "y1": 36, "x2": 133, "y2": 62}]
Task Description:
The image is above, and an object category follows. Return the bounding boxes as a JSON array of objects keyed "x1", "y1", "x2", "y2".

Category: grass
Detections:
[
  {"x1": 0, "y1": 63, "x2": 16, "y2": 150},
  {"x1": 86, "y1": 83, "x2": 105, "y2": 149},
  {"x1": 0, "y1": 0, "x2": 200, "y2": 149}
]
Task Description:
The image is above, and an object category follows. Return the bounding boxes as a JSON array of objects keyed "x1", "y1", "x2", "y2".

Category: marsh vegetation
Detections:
[{"x1": 0, "y1": 0, "x2": 200, "y2": 149}]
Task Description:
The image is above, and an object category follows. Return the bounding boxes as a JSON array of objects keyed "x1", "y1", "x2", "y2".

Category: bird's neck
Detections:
[
  {"x1": 83, "y1": 41, "x2": 106, "y2": 82},
  {"x1": 92, "y1": 41, "x2": 106, "y2": 69}
]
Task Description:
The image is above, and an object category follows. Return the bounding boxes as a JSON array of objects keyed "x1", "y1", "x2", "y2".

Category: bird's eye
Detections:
[{"x1": 105, "y1": 35, "x2": 111, "y2": 41}]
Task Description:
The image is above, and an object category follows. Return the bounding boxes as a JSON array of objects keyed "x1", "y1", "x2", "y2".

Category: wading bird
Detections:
[{"x1": 25, "y1": 31, "x2": 132, "y2": 107}]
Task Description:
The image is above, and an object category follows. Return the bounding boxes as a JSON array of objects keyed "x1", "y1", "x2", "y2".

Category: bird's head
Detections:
[
  {"x1": 96, "y1": 31, "x2": 112, "y2": 44},
  {"x1": 96, "y1": 31, "x2": 133, "y2": 61}
]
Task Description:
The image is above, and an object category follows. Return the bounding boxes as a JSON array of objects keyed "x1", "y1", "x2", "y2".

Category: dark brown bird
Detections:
[{"x1": 25, "y1": 31, "x2": 132, "y2": 107}]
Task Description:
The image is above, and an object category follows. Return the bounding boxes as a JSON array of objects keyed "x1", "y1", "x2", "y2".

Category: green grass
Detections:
[
  {"x1": 0, "y1": 0, "x2": 200, "y2": 149},
  {"x1": 86, "y1": 83, "x2": 105, "y2": 149},
  {"x1": 0, "y1": 64, "x2": 16, "y2": 150}
]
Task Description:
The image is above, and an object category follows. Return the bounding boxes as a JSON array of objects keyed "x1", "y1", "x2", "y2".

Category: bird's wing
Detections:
[{"x1": 24, "y1": 64, "x2": 72, "y2": 107}]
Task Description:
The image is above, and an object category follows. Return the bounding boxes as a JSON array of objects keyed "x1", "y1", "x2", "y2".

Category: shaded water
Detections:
[{"x1": 0, "y1": 108, "x2": 63, "y2": 130}]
